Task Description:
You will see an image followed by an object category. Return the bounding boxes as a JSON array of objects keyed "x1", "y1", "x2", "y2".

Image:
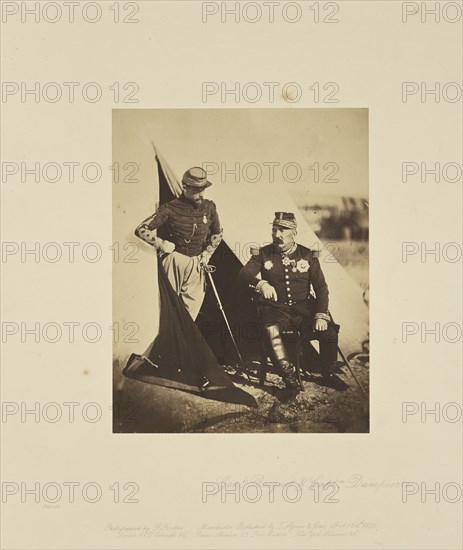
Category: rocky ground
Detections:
[
  {"x1": 191, "y1": 355, "x2": 369, "y2": 433},
  {"x1": 114, "y1": 351, "x2": 369, "y2": 434}
]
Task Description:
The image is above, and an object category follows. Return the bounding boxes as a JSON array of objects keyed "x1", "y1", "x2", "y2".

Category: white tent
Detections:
[
  {"x1": 112, "y1": 109, "x2": 369, "y2": 363},
  {"x1": 209, "y1": 183, "x2": 369, "y2": 355},
  {"x1": 156, "y1": 156, "x2": 369, "y2": 357}
]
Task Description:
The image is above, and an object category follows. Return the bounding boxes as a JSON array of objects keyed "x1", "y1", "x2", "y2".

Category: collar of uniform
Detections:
[{"x1": 280, "y1": 242, "x2": 298, "y2": 257}]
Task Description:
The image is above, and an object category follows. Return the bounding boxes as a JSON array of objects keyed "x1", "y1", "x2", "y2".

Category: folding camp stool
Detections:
[{"x1": 259, "y1": 326, "x2": 304, "y2": 390}]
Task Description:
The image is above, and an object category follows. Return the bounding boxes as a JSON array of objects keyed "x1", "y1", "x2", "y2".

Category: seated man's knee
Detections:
[{"x1": 317, "y1": 323, "x2": 338, "y2": 342}]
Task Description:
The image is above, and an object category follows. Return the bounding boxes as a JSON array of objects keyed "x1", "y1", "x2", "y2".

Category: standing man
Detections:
[
  {"x1": 239, "y1": 212, "x2": 341, "y2": 390},
  {"x1": 135, "y1": 167, "x2": 223, "y2": 321}
]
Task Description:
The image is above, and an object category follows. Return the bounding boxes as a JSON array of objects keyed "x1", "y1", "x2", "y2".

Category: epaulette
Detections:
[
  {"x1": 298, "y1": 243, "x2": 320, "y2": 258},
  {"x1": 250, "y1": 246, "x2": 261, "y2": 256}
]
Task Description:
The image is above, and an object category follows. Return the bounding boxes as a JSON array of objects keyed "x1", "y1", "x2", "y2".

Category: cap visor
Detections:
[{"x1": 189, "y1": 181, "x2": 212, "y2": 193}]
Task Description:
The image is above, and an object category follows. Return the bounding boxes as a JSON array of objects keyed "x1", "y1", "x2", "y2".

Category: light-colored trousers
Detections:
[{"x1": 161, "y1": 251, "x2": 205, "y2": 321}]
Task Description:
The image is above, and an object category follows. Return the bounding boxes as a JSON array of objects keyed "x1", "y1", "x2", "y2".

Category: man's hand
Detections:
[
  {"x1": 314, "y1": 319, "x2": 328, "y2": 331},
  {"x1": 137, "y1": 227, "x2": 175, "y2": 254},
  {"x1": 158, "y1": 240, "x2": 175, "y2": 254},
  {"x1": 260, "y1": 282, "x2": 278, "y2": 302}
]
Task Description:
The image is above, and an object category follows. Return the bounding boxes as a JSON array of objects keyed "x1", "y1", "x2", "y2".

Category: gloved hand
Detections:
[
  {"x1": 259, "y1": 281, "x2": 278, "y2": 302},
  {"x1": 314, "y1": 319, "x2": 328, "y2": 331},
  {"x1": 158, "y1": 240, "x2": 175, "y2": 254},
  {"x1": 138, "y1": 227, "x2": 175, "y2": 254}
]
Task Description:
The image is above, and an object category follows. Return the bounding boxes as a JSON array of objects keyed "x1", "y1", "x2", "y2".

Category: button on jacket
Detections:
[
  {"x1": 143, "y1": 195, "x2": 221, "y2": 257},
  {"x1": 239, "y1": 243, "x2": 329, "y2": 314}
]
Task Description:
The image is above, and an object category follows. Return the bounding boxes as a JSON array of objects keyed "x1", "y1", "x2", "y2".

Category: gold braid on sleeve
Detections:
[
  {"x1": 205, "y1": 229, "x2": 223, "y2": 254},
  {"x1": 314, "y1": 312, "x2": 330, "y2": 322}
]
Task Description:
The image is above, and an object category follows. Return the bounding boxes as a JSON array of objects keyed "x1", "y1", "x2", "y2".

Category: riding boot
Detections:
[
  {"x1": 318, "y1": 324, "x2": 338, "y2": 374},
  {"x1": 318, "y1": 325, "x2": 347, "y2": 390},
  {"x1": 265, "y1": 325, "x2": 298, "y2": 390}
]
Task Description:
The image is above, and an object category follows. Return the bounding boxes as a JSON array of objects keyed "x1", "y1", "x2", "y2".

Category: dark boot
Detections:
[
  {"x1": 265, "y1": 325, "x2": 299, "y2": 390},
  {"x1": 280, "y1": 361, "x2": 299, "y2": 390}
]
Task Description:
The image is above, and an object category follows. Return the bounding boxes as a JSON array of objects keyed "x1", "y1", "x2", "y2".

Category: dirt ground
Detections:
[
  {"x1": 114, "y1": 238, "x2": 369, "y2": 434},
  {"x1": 114, "y1": 349, "x2": 369, "y2": 434},
  {"x1": 189, "y1": 353, "x2": 369, "y2": 433}
]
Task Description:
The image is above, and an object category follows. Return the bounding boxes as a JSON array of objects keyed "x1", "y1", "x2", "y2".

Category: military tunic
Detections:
[
  {"x1": 239, "y1": 242, "x2": 338, "y2": 368},
  {"x1": 239, "y1": 243, "x2": 329, "y2": 314},
  {"x1": 143, "y1": 195, "x2": 221, "y2": 257},
  {"x1": 136, "y1": 195, "x2": 222, "y2": 321}
]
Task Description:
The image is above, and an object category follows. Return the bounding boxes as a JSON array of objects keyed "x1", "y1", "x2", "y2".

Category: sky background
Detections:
[{"x1": 130, "y1": 108, "x2": 369, "y2": 202}]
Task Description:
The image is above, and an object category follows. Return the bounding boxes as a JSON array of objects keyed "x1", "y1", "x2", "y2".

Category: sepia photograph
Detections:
[
  {"x1": 113, "y1": 108, "x2": 369, "y2": 433},
  {"x1": 2, "y1": 1, "x2": 461, "y2": 547}
]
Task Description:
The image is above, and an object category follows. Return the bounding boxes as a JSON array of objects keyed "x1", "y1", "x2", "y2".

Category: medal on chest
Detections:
[
  {"x1": 203, "y1": 215, "x2": 207, "y2": 224},
  {"x1": 282, "y1": 254, "x2": 297, "y2": 272}
]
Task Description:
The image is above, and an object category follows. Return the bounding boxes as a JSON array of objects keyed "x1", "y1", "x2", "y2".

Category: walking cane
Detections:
[
  {"x1": 328, "y1": 312, "x2": 367, "y2": 395},
  {"x1": 203, "y1": 265, "x2": 252, "y2": 383}
]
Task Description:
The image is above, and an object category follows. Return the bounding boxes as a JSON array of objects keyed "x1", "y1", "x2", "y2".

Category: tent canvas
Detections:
[
  {"x1": 151, "y1": 145, "x2": 369, "y2": 356},
  {"x1": 125, "y1": 147, "x2": 368, "y2": 389},
  {"x1": 206, "y1": 182, "x2": 369, "y2": 357}
]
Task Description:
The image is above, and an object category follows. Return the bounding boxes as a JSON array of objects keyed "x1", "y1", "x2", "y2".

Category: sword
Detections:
[{"x1": 203, "y1": 264, "x2": 252, "y2": 383}]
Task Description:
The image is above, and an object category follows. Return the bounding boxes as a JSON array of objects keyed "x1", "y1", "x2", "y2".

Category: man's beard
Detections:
[{"x1": 184, "y1": 193, "x2": 203, "y2": 206}]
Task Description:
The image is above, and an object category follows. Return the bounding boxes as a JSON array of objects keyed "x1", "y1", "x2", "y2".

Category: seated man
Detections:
[{"x1": 239, "y1": 212, "x2": 340, "y2": 390}]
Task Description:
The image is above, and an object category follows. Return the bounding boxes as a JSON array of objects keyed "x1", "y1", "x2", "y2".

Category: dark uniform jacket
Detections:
[
  {"x1": 137, "y1": 195, "x2": 222, "y2": 257},
  {"x1": 239, "y1": 243, "x2": 329, "y2": 315}
]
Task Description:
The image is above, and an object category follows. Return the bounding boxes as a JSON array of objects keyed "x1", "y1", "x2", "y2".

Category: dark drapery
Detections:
[
  {"x1": 123, "y1": 258, "x2": 256, "y2": 407},
  {"x1": 123, "y1": 151, "x2": 256, "y2": 407}
]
